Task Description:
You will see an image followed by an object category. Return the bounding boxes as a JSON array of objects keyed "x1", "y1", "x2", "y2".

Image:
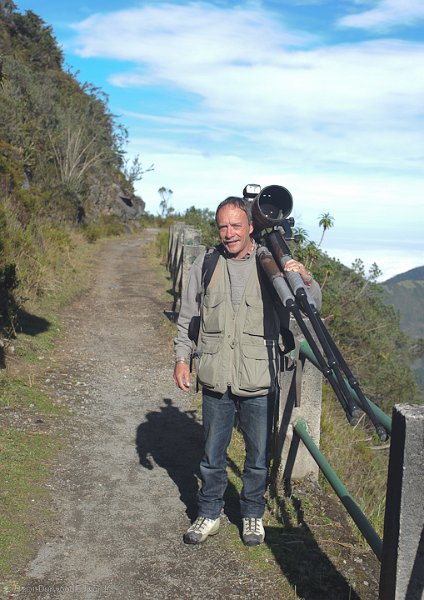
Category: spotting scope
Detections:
[{"x1": 243, "y1": 184, "x2": 293, "y2": 230}]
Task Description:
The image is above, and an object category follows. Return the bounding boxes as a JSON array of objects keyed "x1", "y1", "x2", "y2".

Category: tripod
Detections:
[
  {"x1": 257, "y1": 227, "x2": 388, "y2": 441},
  {"x1": 244, "y1": 184, "x2": 389, "y2": 441}
]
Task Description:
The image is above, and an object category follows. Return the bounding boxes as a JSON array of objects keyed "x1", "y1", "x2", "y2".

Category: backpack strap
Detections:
[{"x1": 201, "y1": 243, "x2": 224, "y2": 292}]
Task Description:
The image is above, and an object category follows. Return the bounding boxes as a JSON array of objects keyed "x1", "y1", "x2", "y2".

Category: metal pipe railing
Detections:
[{"x1": 294, "y1": 418, "x2": 383, "y2": 561}]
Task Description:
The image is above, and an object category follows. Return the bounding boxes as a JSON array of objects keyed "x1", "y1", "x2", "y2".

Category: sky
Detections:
[{"x1": 15, "y1": 0, "x2": 424, "y2": 281}]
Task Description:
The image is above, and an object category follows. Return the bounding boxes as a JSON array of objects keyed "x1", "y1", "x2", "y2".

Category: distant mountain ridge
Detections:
[
  {"x1": 381, "y1": 265, "x2": 424, "y2": 393},
  {"x1": 383, "y1": 265, "x2": 424, "y2": 285},
  {"x1": 381, "y1": 265, "x2": 424, "y2": 338}
]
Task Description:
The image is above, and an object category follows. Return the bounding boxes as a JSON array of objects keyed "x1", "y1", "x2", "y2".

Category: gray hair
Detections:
[{"x1": 215, "y1": 196, "x2": 252, "y2": 224}]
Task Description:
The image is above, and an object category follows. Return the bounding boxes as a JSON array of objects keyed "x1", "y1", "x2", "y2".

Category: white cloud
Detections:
[
  {"x1": 324, "y1": 247, "x2": 424, "y2": 282},
  {"x1": 133, "y1": 146, "x2": 424, "y2": 281},
  {"x1": 72, "y1": 4, "x2": 307, "y2": 63},
  {"x1": 131, "y1": 143, "x2": 423, "y2": 227},
  {"x1": 339, "y1": 0, "x2": 424, "y2": 30},
  {"x1": 69, "y1": 2, "x2": 424, "y2": 280},
  {"x1": 71, "y1": 5, "x2": 424, "y2": 175},
  {"x1": 76, "y1": 10, "x2": 424, "y2": 127}
]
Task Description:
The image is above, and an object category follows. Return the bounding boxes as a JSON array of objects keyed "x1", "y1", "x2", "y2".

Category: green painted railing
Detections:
[
  {"x1": 294, "y1": 419, "x2": 383, "y2": 561},
  {"x1": 290, "y1": 339, "x2": 393, "y2": 561}
]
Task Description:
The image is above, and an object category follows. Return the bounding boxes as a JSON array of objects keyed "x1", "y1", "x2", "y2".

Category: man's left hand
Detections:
[{"x1": 284, "y1": 259, "x2": 313, "y2": 285}]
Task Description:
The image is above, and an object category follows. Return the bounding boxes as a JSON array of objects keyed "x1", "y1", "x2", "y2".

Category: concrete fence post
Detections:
[
  {"x1": 168, "y1": 222, "x2": 184, "y2": 284},
  {"x1": 379, "y1": 404, "x2": 424, "y2": 600},
  {"x1": 167, "y1": 224, "x2": 203, "y2": 312},
  {"x1": 182, "y1": 226, "x2": 202, "y2": 246},
  {"x1": 171, "y1": 225, "x2": 185, "y2": 309},
  {"x1": 167, "y1": 224, "x2": 175, "y2": 271},
  {"x1": 181, "y1": 227, "x2": 203, "y2": 298},
  {"x1": 182, "y1": 245, "x2": 205, "y2": 292},
  {"x1": 273, "y1": 316, "x2": 323, "y2": 482}
]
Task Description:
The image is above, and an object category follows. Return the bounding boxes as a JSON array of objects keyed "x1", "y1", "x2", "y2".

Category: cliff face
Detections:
[
  {"x1": 0, "y1": 3, "x2": 145, "y2": 224},
  {"x1": 85, "y1": 178, "x2": 146, "y2": 223},
  {"x1": 0, "y1": 4, "x2": 148, "y2": 338}
]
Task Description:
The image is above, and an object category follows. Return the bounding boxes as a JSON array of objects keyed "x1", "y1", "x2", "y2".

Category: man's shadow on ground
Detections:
[
  {"x1": 135, "y1": 397, "x2": 240, "y2": 524},
  {"x1": 135, "y1": 398, "x2": 360, "y2": 599}
]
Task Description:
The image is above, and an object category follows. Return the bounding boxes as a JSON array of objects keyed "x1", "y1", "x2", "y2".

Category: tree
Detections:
[
  {"x1": 49, "y1": 127, "x2": 104, "y2": 191},
  {"x1": 183, "y1": 206, "x2": 217, "y2": 247},
  {"x1": 158, "y1": 187, "x2": 174, "y2": 217},
  {"x1": 351, "y1": 258, "x2": 365, "y2": 278},
  {"x1": 123, "y1": 155, "x2": 154, "y2": 187},
  {"x1": 368, "y1": 262, "x2": 382, "y2": 282},
  {"x1": 318, "y1": 212, "x2": 335, "y2": 246},
  {"x1": 293, "y1": 226, "x2": 309, "y2": 245}
]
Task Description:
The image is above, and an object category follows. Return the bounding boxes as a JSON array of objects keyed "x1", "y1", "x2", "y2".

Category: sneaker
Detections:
[
  {"x1": 183, "y1": 516, "x2": 220, "y2": 545},
  {"x1": 242, "y1": 517, "x2": 265, "y2": 546}
]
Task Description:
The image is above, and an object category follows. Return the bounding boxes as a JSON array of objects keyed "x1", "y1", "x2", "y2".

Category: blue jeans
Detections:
[{"x1": 198, "y1": 388, "x2": 275, "y2": 520}]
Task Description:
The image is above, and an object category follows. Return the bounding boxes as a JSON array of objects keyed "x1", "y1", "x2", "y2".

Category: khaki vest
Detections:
[{"x1": 196, "y1": 254, "x2": 280, "y2": 397}]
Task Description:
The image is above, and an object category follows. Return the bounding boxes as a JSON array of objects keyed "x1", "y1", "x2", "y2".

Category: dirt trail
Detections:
[{"x1": 12, "y1": 233, "x2": 287, "y2": 600}]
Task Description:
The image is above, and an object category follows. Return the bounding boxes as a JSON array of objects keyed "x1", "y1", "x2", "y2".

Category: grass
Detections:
[
  {"x1": 82, "y1": 215, "x2": 127, "y2": 243},
  {"x1": 189, "y1": 392, "x2": 362, "y2": 599},
  {"x1": 0, "y1": 224, "x2": 382, "y2": 598},
  {"x1": 0, "y1": 374, "x2": 65, "y2": 591},
  {"x1": 0, "y1": 225, "x2": 119, "y2": 591},
  {"x1": 223, "y1": 419, "x2": 381, "y2": 599},
  {"x1": 0, "y1": 399, "x2": 63, "y2": 586},
  {"x1": 0, "y1": 376, "x2": 68, "y2": 415},
  {"x1": 0, "y1": 226, "x2": 166, "y2": 591},
  {"x1": 13, "y1": 313, "x2": 61, "y2": 364},
  {"x1": 7, "y1": 226, "x2": 100, "y2": 365},
  {"x1": 320, "y1": 384, "x2": 389, "y2": 539}
]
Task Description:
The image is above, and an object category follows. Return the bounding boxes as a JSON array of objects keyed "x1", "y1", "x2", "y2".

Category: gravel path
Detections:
[{"x1": 15, "y1": 233, "x2": 287, "y2": 600}]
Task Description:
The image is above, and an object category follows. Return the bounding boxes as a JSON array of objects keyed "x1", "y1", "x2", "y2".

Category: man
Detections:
[{"x1": 174, "y1": 196, "x2": 321, "y2": 546}]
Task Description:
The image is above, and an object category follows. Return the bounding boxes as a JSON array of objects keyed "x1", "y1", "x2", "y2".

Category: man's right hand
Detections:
[{"x1": 173, "y1": 361, "x2": 191, "y2": 392}]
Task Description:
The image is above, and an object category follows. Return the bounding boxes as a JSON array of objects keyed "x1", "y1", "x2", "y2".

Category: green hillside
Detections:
[
  {"x1": 0, "y1": 3, "x2": 145, "y2": 223},
  {"x1": 0, "y1": 2, "x2": 149, "y2": 342},
  {"x1": 382, "y1": 278, "x2": 424, "y2": 338},
  {"x1": 383, "y1": 265, "x2": 424, "y2": 285},
  {"x1": 381, "y1": 266, "x2": 424, "y2": 391}
]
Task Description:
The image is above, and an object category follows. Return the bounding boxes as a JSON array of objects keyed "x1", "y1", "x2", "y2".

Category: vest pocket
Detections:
[
  {"x1": 196, "y1": 341, "x2": 222, "y2": 388},
  {"x1": 243, "y1": 295, "x2": 264, "y2": 335},
  {"x1": 202, "y1": 293, "x2": 225, "y2": 334},
  {"x1": 244, "y1": 295, "x2": 279, "y2": 338},
  {"x1": 239, "y1": 342, "x2": 277, "y2": 392}
]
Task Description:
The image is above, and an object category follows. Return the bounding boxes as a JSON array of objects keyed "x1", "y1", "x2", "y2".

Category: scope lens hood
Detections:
[{"x1": 252, "y1": 184, "x2": 293, "y2": 229}]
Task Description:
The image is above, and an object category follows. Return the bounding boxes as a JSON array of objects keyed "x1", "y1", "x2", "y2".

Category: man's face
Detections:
[{"x1": 216, "y1": 205, "x2": 254, "y2": 259}]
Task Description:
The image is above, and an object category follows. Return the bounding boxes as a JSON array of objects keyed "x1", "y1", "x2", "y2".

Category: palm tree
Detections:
[
  {"x1": 293, "y1": 226, "x2": 309, "y2": 245},
  {"x1": 318, "y1": 212, "x2": 335, "y2": 246}
]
